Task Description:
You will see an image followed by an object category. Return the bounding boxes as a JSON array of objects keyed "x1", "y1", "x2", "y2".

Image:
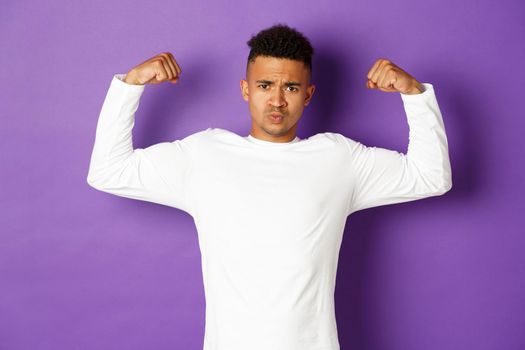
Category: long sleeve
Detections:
[
  {"x1": 86, "y1": 74, "x2": 194, "y2": 214},
  {"x1": 344, "y1": 83, "x2": 452, "y2": 215}
]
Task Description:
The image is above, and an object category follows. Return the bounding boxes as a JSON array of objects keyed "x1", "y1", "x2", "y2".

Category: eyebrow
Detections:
[{"x1": 255, "y1": 79, "x2": 302, "y2": 87}]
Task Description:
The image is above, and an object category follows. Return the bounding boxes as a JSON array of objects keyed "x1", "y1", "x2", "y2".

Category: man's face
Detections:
[{"x1": 240, "y1": 56, "x2": 315, "y2": 142}]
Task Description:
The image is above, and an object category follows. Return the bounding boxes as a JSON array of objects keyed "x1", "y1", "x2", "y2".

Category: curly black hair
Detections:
[{"x1": 246, "y1": 23, "x2": 314, "y2": 77}]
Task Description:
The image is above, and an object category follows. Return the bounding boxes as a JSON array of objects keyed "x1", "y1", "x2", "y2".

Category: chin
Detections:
[{"x1": 265, "y1": 128, "x2": 290, "y2": 137}]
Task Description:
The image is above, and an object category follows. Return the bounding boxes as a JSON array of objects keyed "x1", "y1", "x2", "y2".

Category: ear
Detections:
[
  {"x1": 240, "y1": 79, "x2": 249, "y2": 101},
  {"x1": 304, "y1": 84, "x2": 316, "y2": 106}
]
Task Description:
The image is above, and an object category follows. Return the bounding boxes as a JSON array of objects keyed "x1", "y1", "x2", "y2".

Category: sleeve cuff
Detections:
[
  {"x1": 111, "y1": 73, "x2": 146, "y2": 94},
  {"x1": 400, "y1": 83, "x2": 434, "y2": 102}
]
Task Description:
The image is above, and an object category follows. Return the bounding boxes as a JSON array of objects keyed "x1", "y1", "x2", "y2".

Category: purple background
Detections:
[{"x1": 1, "y1": 0, "x2": 524, "y2": 349}]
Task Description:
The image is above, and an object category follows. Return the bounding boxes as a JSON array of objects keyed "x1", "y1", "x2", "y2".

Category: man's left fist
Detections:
[{"x1": 366, "y1": 58, "x2": 424, "y2": 95}]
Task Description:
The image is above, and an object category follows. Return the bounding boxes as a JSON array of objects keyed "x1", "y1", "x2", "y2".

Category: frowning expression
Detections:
[{"x1": 240, "y1": 56, "x2": 315, "y2": 142}]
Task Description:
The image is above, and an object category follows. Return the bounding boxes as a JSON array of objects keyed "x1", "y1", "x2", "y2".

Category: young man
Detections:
[{"x1": 87, "y1": 24, "x2": 452, "y2": 350}]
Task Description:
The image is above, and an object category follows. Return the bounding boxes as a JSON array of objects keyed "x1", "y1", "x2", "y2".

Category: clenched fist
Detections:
[
  {"x1": 366, "y1": 58, "x2": 424, "y2": 95},
  {"x1": 123, "y1": 52, "x2": 182, "y2": 85}
]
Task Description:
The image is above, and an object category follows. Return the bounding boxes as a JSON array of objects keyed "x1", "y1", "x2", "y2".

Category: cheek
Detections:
[
  {"x1": 289, "y1": 95, "x2": 306, "y2": 111},
  {"x1": 249, "y1": 94, "x2": 267, "y2": 112},
  {"x1": 248, "y1": 100, "x2": 264, "y2": 120}
]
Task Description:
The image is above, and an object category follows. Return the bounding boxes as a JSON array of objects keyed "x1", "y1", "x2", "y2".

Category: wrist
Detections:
[
  {"x1": 403, "y1": 81, "x2": 424, "y2": 95},
  {"x1": 123, "y1": 71, "x2": 143, "y2": 85}
]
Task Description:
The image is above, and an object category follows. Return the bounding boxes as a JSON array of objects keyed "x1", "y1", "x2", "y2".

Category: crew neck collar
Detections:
[{"x1": 245, "y1": 134, "x2": 301, "y2": 146}]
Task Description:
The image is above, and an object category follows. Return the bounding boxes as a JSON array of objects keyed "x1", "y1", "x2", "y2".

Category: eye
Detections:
[
  {"x1": 258, "y1": 84, "x2": 268, "y2": 89},
  {"x1": 287, "y1": 86, "x2": 299, "y2": 92}
]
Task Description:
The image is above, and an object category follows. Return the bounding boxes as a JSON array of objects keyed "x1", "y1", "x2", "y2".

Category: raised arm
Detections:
[
  {"x1": 344, "y1": 59, "x2": 452, "y2": 215},
  {"x1": 86, "y1": 52, "x2": 196, "y2": 213}
]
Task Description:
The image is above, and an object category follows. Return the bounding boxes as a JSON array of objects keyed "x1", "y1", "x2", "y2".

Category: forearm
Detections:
[{"x1": 402, "y1": 83, "x2": 452, "y2": 194}]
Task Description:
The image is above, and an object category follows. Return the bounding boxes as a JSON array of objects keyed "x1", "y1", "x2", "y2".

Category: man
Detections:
[{"x1": 87, "y1": 24, "x2": 452, "y2": 350}]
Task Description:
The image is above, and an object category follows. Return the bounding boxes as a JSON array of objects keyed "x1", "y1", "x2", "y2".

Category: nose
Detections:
[{"x1": 268, "y1": 87, "x2": 287, "y2": 108}]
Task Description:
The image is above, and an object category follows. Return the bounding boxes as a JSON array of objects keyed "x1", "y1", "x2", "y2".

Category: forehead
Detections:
[{"x1": 247, "y1": 56, "x2": 309, "y2": 81}]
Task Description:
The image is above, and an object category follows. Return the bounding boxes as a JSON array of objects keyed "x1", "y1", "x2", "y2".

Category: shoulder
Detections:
[
  {"x1": 178, "y1": 127, "x2": 228, "y2": 142},
  {"x1": 180, "y1": 127, "x2": 214, "y2": 141},
  {"x1": 177, "y1": 127, "x2": 242, "y2": 150},
  {"x1": 310, "y1": 132, "x2": 361, "y2": 149},
  {"x1": 142, "y1": 128, "x2": 227, "y2": 159},
  {"x1": 204, "y1": 127, "x2": 235, "y2": 137}
]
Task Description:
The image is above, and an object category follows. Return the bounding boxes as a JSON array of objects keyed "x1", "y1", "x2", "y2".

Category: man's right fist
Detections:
[{"x1": 123, "y1": 52, "x2": 182, "y2": 85}]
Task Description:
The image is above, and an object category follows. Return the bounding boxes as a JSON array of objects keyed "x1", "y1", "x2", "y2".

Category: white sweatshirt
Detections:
[{"x1": 87, "y1": 74, "x2": 452, "y2": 350}]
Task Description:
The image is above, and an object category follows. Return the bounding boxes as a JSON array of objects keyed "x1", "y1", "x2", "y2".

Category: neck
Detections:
[{"x1": 249, "y1": 132, "x2": 297, "y2": 143}]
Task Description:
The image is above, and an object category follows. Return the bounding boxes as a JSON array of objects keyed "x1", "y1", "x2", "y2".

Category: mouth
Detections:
[{"x1": 268, "y1": 113, "x2": 284, "y2": 123}]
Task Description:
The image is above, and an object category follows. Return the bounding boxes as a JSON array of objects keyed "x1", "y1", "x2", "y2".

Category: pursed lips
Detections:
[{"x1": 268, "y1": 113, "x2": 284, "y2": 123}]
